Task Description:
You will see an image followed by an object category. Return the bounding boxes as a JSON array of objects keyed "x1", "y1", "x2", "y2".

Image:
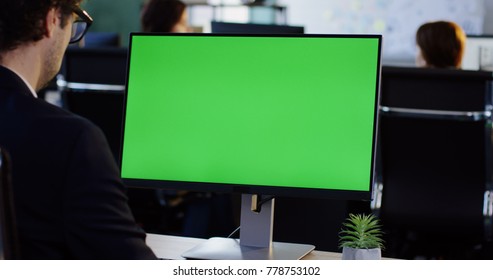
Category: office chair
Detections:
[
  {"x1": 0, "y1": 147, "x2": 21, "y2": 259},
  {"x1": 58, "y1": 47, "x2": 127, "y2": 160},
  {"x1": 373, "y1": 66, "x2": 493, "y2": 259}
]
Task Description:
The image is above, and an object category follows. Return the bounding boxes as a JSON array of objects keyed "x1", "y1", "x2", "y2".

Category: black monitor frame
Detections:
[{"x1": 211, "y1": 21, "x2": 304, "y2": 34}]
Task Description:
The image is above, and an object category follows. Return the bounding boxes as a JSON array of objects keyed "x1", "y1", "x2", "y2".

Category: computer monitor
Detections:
[
  {"x1": 121, "y1": 33, "x2": 382, "y2": 259},
  {"x1": 211, "y1": 21, "x2": 304, "y2": 34},
  {"x1": 462, "y1": 35, "x2": 493, "y2": 71}
]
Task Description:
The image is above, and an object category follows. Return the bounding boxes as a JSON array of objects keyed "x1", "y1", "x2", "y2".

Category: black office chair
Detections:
[
  {"x1": 0, "y1": 147, "x2": 20, "y2": 259},
  {"x1": 58, "y1": 47, "x2": 128, "y2": 160},
  {"x1": 373, "y1": 66, "x2": 493, "y2": 259}
]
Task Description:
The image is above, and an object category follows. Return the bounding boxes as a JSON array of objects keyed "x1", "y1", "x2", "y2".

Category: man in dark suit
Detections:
[{"x1": 0, "y1": 0, "x2": 156, "y2": 259}]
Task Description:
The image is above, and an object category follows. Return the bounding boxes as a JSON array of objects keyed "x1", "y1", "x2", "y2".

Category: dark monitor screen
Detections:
[
  {"x1": 63, "y1": 47, "x2": 128, "y2": 85},
  {"x1": 121, "y1": 34, "x2": 381, "y2": 201},
  {"x1": 211, "y1": 21, "x2": 304, "y2": 34}
]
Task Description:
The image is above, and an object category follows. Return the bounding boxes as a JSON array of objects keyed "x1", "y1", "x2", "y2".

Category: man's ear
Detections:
[{"x1": 44, "y1": 8, "x2": 60, "y2": 38}]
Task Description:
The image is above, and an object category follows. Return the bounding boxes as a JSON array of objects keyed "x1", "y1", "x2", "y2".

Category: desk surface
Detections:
[{"x1": 146, "y1": 233, "x2": 344, "y2": 260}]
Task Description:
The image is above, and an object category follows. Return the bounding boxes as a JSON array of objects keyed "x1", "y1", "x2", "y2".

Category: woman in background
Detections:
[
  {"x1": 415, "y1": 20, "x2": 466, "y2": 68},
  {"x1": 141, "y1": 0, "x2": 191, "y2": 32}
]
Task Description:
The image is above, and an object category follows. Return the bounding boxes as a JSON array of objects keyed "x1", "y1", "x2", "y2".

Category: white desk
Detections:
[{"x1": 145, "y1": 233, "x2": 344, "y2": 260}]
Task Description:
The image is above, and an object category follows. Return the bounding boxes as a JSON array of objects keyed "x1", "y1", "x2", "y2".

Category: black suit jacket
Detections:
[{"x1": 0, "y1": 66, "x2": 156, "y2": 259}]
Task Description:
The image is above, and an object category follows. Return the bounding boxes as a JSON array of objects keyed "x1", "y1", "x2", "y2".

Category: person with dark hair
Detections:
[
  {"x1": 415, "y1": 20, "x2": 466, "y2": 68},
  {"x1": 141, "y1": 0, "x2": 190, "y2": 32},
  {"x1": 0, "y1": 0, "x2": 157, "y2": 259}
]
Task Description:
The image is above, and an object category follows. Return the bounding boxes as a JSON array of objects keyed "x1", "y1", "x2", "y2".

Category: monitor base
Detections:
[{"x1": 181, "y1": 237, "x2": 315, "y2": 260}]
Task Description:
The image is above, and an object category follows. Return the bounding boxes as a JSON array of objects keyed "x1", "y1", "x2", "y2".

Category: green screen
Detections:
[{"x1": 122, "y1": 34, "x2": 380, "y2": 193}]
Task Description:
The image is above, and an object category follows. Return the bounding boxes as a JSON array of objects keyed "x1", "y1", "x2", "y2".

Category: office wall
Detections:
[
  {"x1": 485, "y1": 0, "x2": 493, "y2": 34},
  {"x1": 82, "y1": 0, "x2": 493, "y2": 56},
  {"x1": 83, "y1": 0, "x2": 279, "y2": 42},
  {"x1": 279, "y1": 0, "x2": 485, "y2": 64},
  {"x1": 83, "y1": 0, "x2": 146, "y2": 46}
]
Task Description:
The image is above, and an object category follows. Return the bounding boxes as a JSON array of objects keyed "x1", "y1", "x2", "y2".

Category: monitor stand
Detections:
[{"x1": 181, "y1": 194, "x2": 315, "y2": 260}]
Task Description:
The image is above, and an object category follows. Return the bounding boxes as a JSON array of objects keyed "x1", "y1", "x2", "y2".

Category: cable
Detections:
[
  {"x1": 227, "y1": 226, "x2": 241, "y2": 239},
  {"x1": 253, "y1": 195, "x2": 274, "y2": 213}
]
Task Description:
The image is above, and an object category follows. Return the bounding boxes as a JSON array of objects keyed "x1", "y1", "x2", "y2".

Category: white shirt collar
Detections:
[{"x1": 8, "y1": 67, "x2": 38, "y2": 98}]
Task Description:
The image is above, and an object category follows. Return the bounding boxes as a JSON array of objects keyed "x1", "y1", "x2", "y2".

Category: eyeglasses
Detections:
[{"x1": 70, "y1": 6, "x2": 93, "y2": 44}]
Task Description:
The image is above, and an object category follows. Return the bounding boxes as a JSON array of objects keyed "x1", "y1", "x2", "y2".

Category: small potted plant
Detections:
[{"x1": 339, "y1": 213, "x2": 384, "y2": 260}]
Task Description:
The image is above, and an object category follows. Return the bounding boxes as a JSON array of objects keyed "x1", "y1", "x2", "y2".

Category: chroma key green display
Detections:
[{"x1": 121, "y1": 34, "x2": 381, "y2": 199}]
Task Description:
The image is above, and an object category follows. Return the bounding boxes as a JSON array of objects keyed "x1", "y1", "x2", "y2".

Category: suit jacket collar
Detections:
[{"x1": 0, "y1": 65, "x2": 35, "y2": 98}]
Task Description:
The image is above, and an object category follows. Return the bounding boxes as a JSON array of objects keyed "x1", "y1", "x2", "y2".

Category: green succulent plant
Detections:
[{"x1": 339, "y1": 213, "x2": 384, "y2": 249}]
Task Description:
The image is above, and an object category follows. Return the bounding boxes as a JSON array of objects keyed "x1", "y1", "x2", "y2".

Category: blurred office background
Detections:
[
  {"x1": 54, "y1": 0, "x2": 493, "y2": 259},
  {"x1": 82, "y1": 0, "x2": 493, "y2": 64}
]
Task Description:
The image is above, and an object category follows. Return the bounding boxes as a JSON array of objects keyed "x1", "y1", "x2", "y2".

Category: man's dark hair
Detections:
[
  {"x1": 416, "y1": 21, "x2": 466, "y2": 68},
  {"x1": 141, "y1": 0, "x2": 186, "y2": 32},
  {"x1": 0, "y1": 0, "x2": 82, "y2": 53}
]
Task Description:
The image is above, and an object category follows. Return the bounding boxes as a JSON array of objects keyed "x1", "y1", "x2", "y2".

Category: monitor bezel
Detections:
[
  {"x1": 121, "y1": 33, "x2": 383, "y2": 202},
  {"x1": 210, "y1": 21, "x2": 305, "y2": 34}
]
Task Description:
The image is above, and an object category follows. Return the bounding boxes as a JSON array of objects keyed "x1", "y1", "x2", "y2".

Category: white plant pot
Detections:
[{"x1": 341, "y1": 247, "x2": 381, "y2": 260}]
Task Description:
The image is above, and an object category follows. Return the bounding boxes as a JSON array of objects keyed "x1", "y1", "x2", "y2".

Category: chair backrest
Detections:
[
  {"x1": 61, "y1": 47, "x2": 128, "y2": 85},
  {"x1": 58, "y1": 47, "x2": 128, "y2": 161},
  {"x1": 0, "y1": 147, "x2": 20, "y2": 259},
  {"x1": 374, "y1": 66, "x2": 493, "y2": 243}
]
